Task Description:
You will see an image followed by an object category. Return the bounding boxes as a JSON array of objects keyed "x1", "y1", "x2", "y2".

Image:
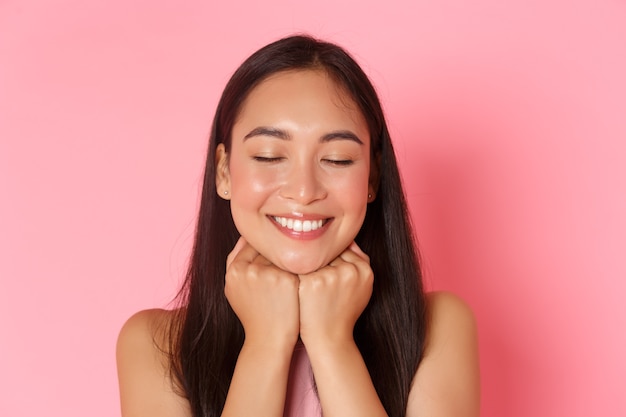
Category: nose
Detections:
[{"x1": 279, "y1": 161, "x2": 327, "y2": 204}]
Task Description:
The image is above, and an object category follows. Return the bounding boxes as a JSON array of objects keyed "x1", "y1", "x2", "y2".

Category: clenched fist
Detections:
[
  {"x1": 225, "y1": 237, "x2": 301, "y2": 351},
  {"x1": 298, "y1": 242, "x2": 374, "y2": 350}
]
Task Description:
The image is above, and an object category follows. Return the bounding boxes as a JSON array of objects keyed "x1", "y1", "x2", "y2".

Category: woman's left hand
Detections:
[{"x1": 298, "y1": 242, "x2": 373, "y2": 349}]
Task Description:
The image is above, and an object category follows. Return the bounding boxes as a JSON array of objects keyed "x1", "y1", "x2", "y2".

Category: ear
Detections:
[
  {"x1": 215, "y1": 143, "x2": 231, "y2": 200},
  {"x1": 368, "y1": 150, "x2": 381, "y2": 202}
]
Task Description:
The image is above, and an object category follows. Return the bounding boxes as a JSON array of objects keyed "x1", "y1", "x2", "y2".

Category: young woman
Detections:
[{"x1": 117, "y1": 35, "x2": 479, "y2": 417}]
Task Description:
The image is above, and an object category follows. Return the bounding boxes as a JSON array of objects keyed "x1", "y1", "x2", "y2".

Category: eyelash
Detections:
[
  {"x1": 253, "y1": 156, "x2": 354, "y2": 167},
  {"x1": 253, "y1": 156, "x2": 283, "y2": 163},
  {"x1": 323, "y1": 159, "x2": 354, "y2": 166}
]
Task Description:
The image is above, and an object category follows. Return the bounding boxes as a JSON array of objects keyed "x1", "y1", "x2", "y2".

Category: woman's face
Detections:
[{"x1": 216, "y1": 70, "x2": 374, "y2": 275}]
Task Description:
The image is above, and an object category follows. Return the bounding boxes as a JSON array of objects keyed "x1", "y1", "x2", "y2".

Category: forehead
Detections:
[{"x1": 234, "y1": 70, "x2": 369, "y2": 138}]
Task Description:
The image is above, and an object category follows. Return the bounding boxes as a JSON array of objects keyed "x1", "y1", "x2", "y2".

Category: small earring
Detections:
[
  {"x1": 224, "y1": 190, "x2": 229, "y2": 195},
  {"x1": 368, "y1": 193, "x2": 372, "y2": 199}
]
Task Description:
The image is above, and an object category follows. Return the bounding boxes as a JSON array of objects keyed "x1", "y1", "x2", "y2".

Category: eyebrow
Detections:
[{"x1": 243, "y1": 126, "x2": 363, "y2": 145}]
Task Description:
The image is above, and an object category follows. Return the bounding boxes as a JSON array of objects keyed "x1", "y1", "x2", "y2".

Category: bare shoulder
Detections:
[
  {"x1": 117, "y1": 309, "x2": 173, "y2": 352},
  {"x1": 406, "y1": 291, "x2": 480, "y2": 417},
  {"x1": 425, "y1": 291, "x2": 477, "y2": 338},
  {"x1": 116, "y1": 309, "x2": 191, "y2": 417}
]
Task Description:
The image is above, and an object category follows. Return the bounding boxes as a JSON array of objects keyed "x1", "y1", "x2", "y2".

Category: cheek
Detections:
[
  {"x1": 328, "y1": 168, "x2": 370, "y2": 203},
  {"x1": 229, "y1": 160, "x2": 279, "y2": 196}
]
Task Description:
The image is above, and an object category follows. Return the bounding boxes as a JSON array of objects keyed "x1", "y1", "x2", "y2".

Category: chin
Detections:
[
  {"x1": 269, "y1": 252, "x2": 332, "y2": 276},
  {"x1": 275, "y1": 259, "x2": 324, "y2": 275}
]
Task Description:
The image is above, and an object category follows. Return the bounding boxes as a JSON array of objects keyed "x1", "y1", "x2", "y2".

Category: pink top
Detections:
[{"x1": 283, "y1": 342, "x2": 322, "y2": 417}]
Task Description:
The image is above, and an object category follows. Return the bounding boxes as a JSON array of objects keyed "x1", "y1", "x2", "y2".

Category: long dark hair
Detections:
[{"x1": 170, "y1": 34, "x2": 426, "y2": 417}]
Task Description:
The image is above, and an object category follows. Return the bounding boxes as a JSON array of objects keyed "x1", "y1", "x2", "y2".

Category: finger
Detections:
[
  {"x1": 337, "y1": 247, "x2": 372, "y2": 280},
  {"x1": 226, "y1": 237, "x2": 246, "y2": 268},
  {"x1": 338, "y1": 242, "x2": 369, "y2": 265},
  {"x1": 226, "y1": 237, "x2": 260, "y2": 268},
  {"x1": 347, "y1": 241, "x2": 369, "y2": 261},
  {"x1": 251, "y1": 252, "x2": 273, "y2": 266},
  {"x1": 326, "y1": 247, "x2": 362, "y2": 269}
]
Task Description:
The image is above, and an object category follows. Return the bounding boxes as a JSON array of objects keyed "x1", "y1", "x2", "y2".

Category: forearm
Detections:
[
  {"x1": 306, "y1": 339, "x2": 388, "y2": 417},
  {"x1": 221, "y1": 342, "x2": 294, "y2": 417}
]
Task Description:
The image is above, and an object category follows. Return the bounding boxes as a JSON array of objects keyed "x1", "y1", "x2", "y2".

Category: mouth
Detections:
[{"x1": 270, "y1": 215, "x2": 331, "y2": 233}]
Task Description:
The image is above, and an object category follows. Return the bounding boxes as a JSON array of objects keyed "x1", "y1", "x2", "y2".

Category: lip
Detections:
[{"x1": 267, "y1": 214, "x2": 333, "y2": 240}]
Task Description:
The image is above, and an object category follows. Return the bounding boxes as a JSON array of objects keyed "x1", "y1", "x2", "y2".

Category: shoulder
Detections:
[
  {"x1": 406, "y1": 291, "x2": 480, "y2": 417},
  {"x1": 118, "y1": 308, "x2": 171, "y2": 347},
  {"x1": 425, "y1": 291, "x2": 477, "y2": 338},
  {"x1": 116, "y1": 309, "x2": 191, "y2": 417},
  {"x1": 117, "y1": 309, "x2": 174, "y2": 372}
]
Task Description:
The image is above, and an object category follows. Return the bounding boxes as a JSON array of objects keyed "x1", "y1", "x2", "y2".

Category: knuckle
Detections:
[
  {"x1": 309, "y1": 273, "x2": 325, "y2": 288},
  {"x1": 341, "y1": 262, "x2": 358, "y2": 278}
]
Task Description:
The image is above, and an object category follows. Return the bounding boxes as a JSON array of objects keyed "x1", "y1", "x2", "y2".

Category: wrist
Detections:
[
  {"x1": 241, "y1": 334, "x2": 298, "y2": 358},
  {"x1": 300, "y1": 331, "x2": 357, "y2": 356}
]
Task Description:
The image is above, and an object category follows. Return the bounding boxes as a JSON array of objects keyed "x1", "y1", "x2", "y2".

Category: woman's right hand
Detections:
[{"x1": 224, "y1": 237, "x2": 300, "y2": 350}]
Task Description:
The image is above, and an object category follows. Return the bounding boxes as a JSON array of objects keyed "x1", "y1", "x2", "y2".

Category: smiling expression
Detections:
[{"x1": 216, "y1": 69, "x2": 375, "y2": 275}]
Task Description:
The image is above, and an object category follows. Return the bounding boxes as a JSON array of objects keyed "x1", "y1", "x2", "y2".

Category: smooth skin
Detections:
[
  {"x1": 217, "y1": 70, "x2": 373, "y2": 276},
  {"x1": 117, "y1": 287, "x2": 479, "y2": 417},
  {"x1": 117, "y1": 69, "x2": 479, "y2": 416}
]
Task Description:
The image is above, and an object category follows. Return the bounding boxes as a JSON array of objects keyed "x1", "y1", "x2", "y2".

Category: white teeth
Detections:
[{"x1": 273, "y1": 216, "x2": 324, "y2": 232}]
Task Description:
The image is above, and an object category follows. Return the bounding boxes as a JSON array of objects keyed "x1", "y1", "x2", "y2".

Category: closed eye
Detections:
[
  {"x1": 323, "y1": 159, "x2": 354, "y2": 166},
  {"x1": 253, "y1": 156, "x2": 284, "y2": 163}
]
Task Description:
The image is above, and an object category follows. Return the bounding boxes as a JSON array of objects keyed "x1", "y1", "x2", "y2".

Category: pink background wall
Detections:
[{"x1": 1, "y1": 0, "x2": 625, "y2": 416}]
